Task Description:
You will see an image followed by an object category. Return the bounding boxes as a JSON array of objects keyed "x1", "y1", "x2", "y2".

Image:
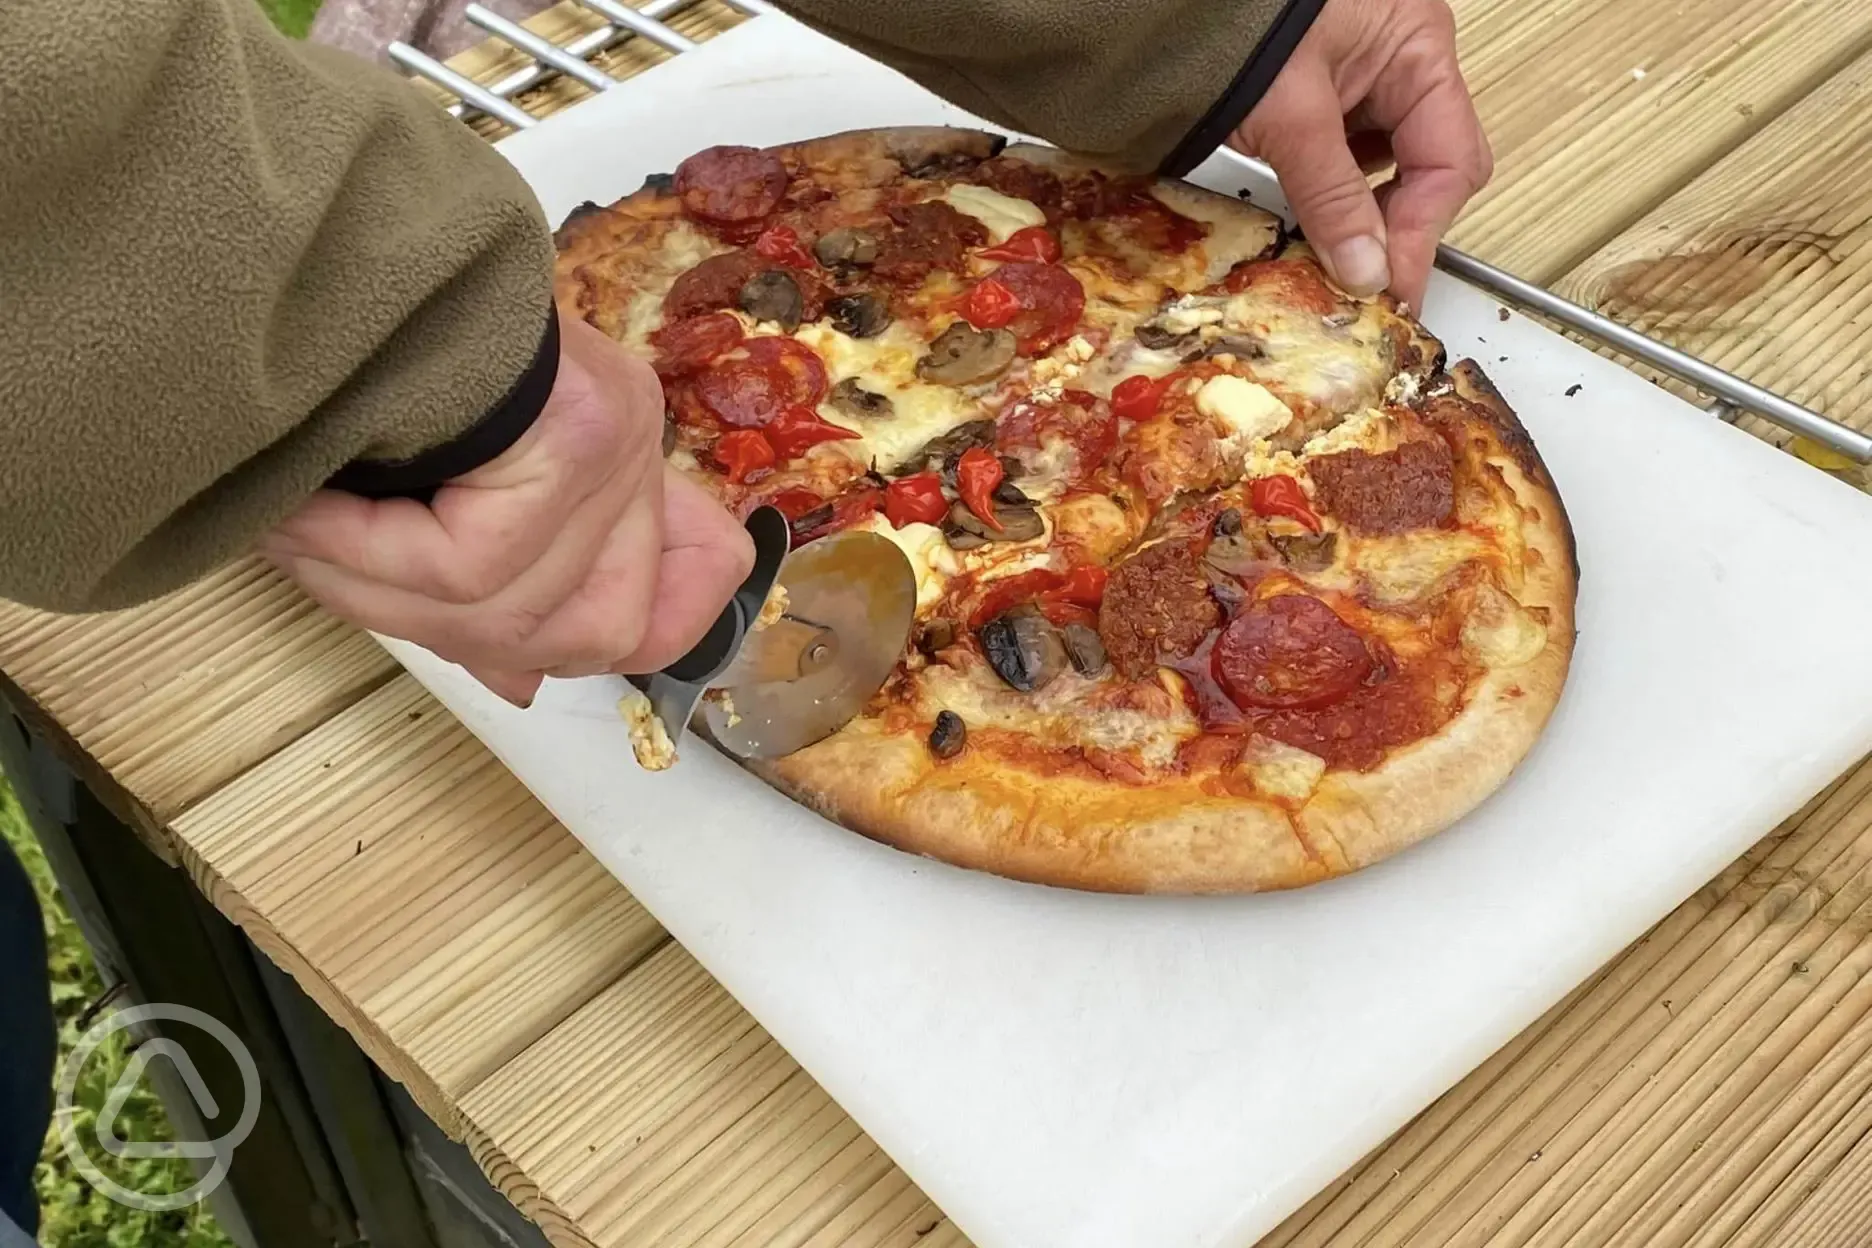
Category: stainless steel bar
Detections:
[
  {"x1": 1221, "y1": 150, "x2": 1872, "y2": 463},
  {"x1": 719, "y1": 0, "x2": 781, "y2": 13},
  {"x1": 1434, "y1": 245, "x2": 1872, "y2": 462},
  {"x1": 438, "y1": 0, "x2": 708, "y2": 120},
  {"x1": 465, "y1": 5, "x2": 621, "y2": 92},
  {"x1": 577, "y1": 0, "x2": 701, "y2": 53},
  {"x1": 388, "y1": 42, "x2": 540, "y2": 130}
]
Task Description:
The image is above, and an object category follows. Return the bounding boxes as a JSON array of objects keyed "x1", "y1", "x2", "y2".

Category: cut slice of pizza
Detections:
[{"x1": 555, "y1": 126, "x2": 1576, "y2": 895}]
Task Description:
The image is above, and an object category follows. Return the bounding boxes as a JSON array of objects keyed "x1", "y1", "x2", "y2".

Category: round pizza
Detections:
[{"x1": 554, "y1": 126, "x2": 1577, "y2": 895}]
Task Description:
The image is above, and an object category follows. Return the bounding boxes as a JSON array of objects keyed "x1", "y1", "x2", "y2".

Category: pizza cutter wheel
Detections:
[
  {"x1": 626, "y1": 507, "x2": 917, "y2": 763},
  {"x1": 698, "y1": 525, "x2": 918, "y2": 760}
]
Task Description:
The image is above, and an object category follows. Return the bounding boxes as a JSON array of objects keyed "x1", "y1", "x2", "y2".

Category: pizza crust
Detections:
[
  {"x1": 559, "y1": 125, "x2": 1578, "y2": 894},
  {"x1": 763, "y1": 361, "x2": 1576, "y2": 895}
]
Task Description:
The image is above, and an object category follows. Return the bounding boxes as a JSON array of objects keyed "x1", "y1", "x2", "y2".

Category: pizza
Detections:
[{"x1": 554, "y1": 126, "x2": 1577, "y2": 894}]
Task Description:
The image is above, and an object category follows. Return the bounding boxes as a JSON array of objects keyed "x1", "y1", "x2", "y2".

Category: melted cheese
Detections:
[
  {"x1": 1462, "y1": 583, "x2": 1550, "y2": 667},
  {"x1": 752, "y1": 583, "x2": 789, "y2": 631},
  {"x1": 1239, "y1": 737, "x2": 1327, "y2": 800},
  {"x1": 1351, "y1": 531, "x2": 1491, "y2": 606},
  {"x1": 941, "y1": 184, "x2": 1047, "y2": 242},
  {"x1": 1146, "y1": 182, "x2": 1283, "y2": 285},
  {"x1": 1196, "y1": 376, "x2": 1293, "y2": 442},
  {"x1": 918, "y1": 666, "x2": 1198, "y2": 770},
  {"x1": 857, "y1": 517, "x2": 962, "y2": 611},
  {"x1": 618, "y1": 688, "x2": 677, "y2": 771},
  {"x1": 794, "y1": 322, "x2": 983, "y2": 471}
]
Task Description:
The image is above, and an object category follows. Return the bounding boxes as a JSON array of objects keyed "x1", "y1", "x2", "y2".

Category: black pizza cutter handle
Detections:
[{"x1": 625, "y1": 506, "x2": 792, "y2": 743}]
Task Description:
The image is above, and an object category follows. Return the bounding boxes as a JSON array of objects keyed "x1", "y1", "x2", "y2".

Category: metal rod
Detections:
[
  {"x1": 464, "y1": 5, "x2": 620, "y2": 92},
  {"x1": 1219, "y1": 150, "x2": 1872, "y2": 463},
  {"x1": 577, "y1": 0, "x2": 700, "y2": 53},
  {"x1": 388, "y1": 42, "x2": 539, "y2": 130},
  {"x1": 1433, "y1": 245, "x2": 1872, "y2": 462},
  {"x1": 437, "y1": 0, "x2": 709, "y2": 120}
]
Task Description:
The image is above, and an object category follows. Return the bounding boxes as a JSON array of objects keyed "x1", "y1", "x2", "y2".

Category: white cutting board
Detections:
[{"x1": 382, "y1": 15, "x2": 1872, "y2": 1248}]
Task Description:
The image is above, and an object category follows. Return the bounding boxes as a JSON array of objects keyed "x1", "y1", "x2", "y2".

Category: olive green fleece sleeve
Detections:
[
  {"x1": 0, "y1": 0, "x2": 556, "y2": 614},
  {"x1": 777, "y1": 0, "x2": 1320, "y2": 174}
]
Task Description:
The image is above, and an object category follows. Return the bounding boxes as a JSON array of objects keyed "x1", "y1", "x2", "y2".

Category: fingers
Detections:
[
  {"x1": 1368, "y1": 36, "x2": 1492, "y2": 307},
  {"x1": 1239, "y1": 58, "x2": 1392, "y2": 296},
  {"x1": 610, "y1": 467, "x2": 757, "y2": 674}
]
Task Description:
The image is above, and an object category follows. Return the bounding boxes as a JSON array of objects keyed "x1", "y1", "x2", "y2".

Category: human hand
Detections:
[
  {"x1": 1229, "y1": 0, "x2": 1492, "y2": 309},
  {"x1": 261, "y1": 312, "x2": 755, "y2": 708}
]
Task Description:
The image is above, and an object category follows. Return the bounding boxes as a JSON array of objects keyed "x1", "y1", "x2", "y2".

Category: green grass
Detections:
[
  {"x1": 3, "y1": 783, "x2": 236, "y2": 1248},
  {"x1": 257, "y1": 0, "x2": 321, "y2": 39}
]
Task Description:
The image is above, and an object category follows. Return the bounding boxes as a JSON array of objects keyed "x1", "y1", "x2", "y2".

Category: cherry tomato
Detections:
[
  {"x1": 715, "y1": 429, "x2": 775, "y2": 485},
  {"x1": 765, "y1": 406, "x2": 860, "y2": 460},
  {"x1": 961, "y1": 278, "x2": 1020, "y2": 329},
  {"x1": 968, "y1": 568, "x2": 1068, "y2": 630},
  {"x1": 1248, "y1": 475, "x2": 1323, "y2": 532},
  {"x1": 753, "y1": 224, "x2": 816, "y2": 269},
  {"x1": 1110, "y1": 373, "x2": 1174, "y2": 423},
  {"x1": 1039, "y1": 565, "x2": 1109, "y2": 610},
  {"x1": 955, "y1": 447, "x2": 1006, "y2": 532},
  {"x1": 884, "y1": 472, "x2": 949, "y2": 528},
  {"x1": 978, "y1": 226, "x2": 1062, "y2": 264}
]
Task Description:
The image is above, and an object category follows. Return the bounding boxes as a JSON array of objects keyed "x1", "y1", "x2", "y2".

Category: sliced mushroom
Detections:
[
  {"x1": 738, "y1": 270, "x2": 804, "y2": 331},
  {"x1": 1191, "y1": 334, "x2": 1269, "y2": 363},
  {"x1": 1061, "y1": 624, "x2": 1110, "y2": 678},
  {"x1": 829, "y1": 377, "x2": 893, "y2": 421},
  {"x1": 813, "y1": 226, "x2": 881, "y2": 269},
  {"x1": 980, "y1": 609, "x2": 1067, "y2": 693},
  {"x1": 944, "y1": 498, "x2": 1045, "y2": 544},
  {"x1": 1211, "y1": 507, "x2": 1243, "y2": 537},
  {"x1": 907, "y1": 420, "x2": 996, "y2": 475},
  {"x1": 916, "y1": 322, "x2": 1017, "y2": 386},
  {"x1": 827, "y1": 291, "x2": 892, "y2": 339},
  {"x1": 992, "y1": 479, "x2": 1030, "y2": 506},
  {"x1": 1134, "y1": 322, "x2": 1199, "y2": 353},
  {"x1": 1270, "y1": 531, "x2": 1338, "y2": 574},
  {"x1": 928, "y1": 710, "x2": 967, "y2": 759},
  {"x1": 662, "y1": 415, "x2": 678, "y2": 458},
  {"x1": 917, "y1": 617, "x2": 959, "y2": 655}
]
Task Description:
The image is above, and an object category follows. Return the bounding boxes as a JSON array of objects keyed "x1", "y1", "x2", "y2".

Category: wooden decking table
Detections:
[{"x1": 7, "y1": 2, "x2": 1872, "y2": 1244}]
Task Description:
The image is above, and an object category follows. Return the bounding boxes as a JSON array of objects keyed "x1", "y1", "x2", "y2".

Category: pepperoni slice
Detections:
[
  {"x1": 988, "y1": 262, "x2": 1086, "y2": 355},
  {"x1": 664, "y1": 251, "x2": 764, "y2": 322},
  {"x1": 743, "y1": 337, "x2": 828, "y2": 406},
  {"x1": 693, "y1": 337, "x2": 829, "y2": 428},
  {"x1": 673, "y1": 145, "x2": 788, "y2": 226},
  {"x1": 650, "y1": 313, "x2": 743, "y2": 378},
  {"x1": 1214, "y1": 594, "x2": 1373, "y2": 710}
]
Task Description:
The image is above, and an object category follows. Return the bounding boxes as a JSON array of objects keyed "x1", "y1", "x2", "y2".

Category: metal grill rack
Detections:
[{"x1": 390, "y1": 2, "x2": 1872, "y2": 464}]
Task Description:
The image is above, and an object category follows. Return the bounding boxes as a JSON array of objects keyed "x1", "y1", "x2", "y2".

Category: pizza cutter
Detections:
[{"x1": 625, "y1": 506, "x2": 919, "y2": 761}]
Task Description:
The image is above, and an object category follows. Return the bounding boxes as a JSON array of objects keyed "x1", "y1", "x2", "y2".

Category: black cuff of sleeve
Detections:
[
  {"x1": 327, "y1": 306, "x2": 561, "y2": 504},
  {"x1": 1156, "y1": 0, "x2": 1331, "y2": 180}
]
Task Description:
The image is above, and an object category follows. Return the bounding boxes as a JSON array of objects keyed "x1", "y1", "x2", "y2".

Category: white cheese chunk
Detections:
[
  {"x1": 941, "y1": 183, "x2": 1047, "y2": 243},
  {"x1": 1462, "y1": 584, "x2": 1550, "y2": 667},
  {"x1": 1159, "y1": 295, "x2": 1228, "y2": 334},
  {"x1": 618, "y1": 688, "x2": 677, "y2": 771},
  {"x1": 1195, "y1": 375, "x2": 1293, "y2": 442},
  {"x1": 1240, "y1": 738, "x2": 1327, "y2": 800}
]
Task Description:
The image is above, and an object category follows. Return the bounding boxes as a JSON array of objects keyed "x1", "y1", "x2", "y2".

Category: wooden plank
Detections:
[
  {"x1": 427, "y1": 0, "x2": 750, "y2": 136},
  {"x1": 1555, "y1": 47, "x2": 1872, "y2": 485},
  {"x1": 0, "y1": 560, "x2": 394, "y2": 833},
  {"x1": 457, "y1": 941, "x2": 967, "y2": 1248},
  {"x1": 168, "y1": 675, "x2": 667, "y2": 1136},
  {"x1": 1255, "y1": 755, "x2": 1872, "y2": 1248},
  {"x1": 1448, "y1": 0, "x2": 1872, "y2": 281}
]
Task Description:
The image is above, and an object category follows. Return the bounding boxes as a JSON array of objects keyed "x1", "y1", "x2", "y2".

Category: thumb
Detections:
[{"x1": 1236, "y1": 64, "x2": 1391, "y2": 297}]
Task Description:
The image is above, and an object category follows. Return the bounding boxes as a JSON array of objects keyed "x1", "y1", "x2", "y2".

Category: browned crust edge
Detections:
[{"x1": 760, "y1": 362, "x2": 1578, "y2": 895}]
